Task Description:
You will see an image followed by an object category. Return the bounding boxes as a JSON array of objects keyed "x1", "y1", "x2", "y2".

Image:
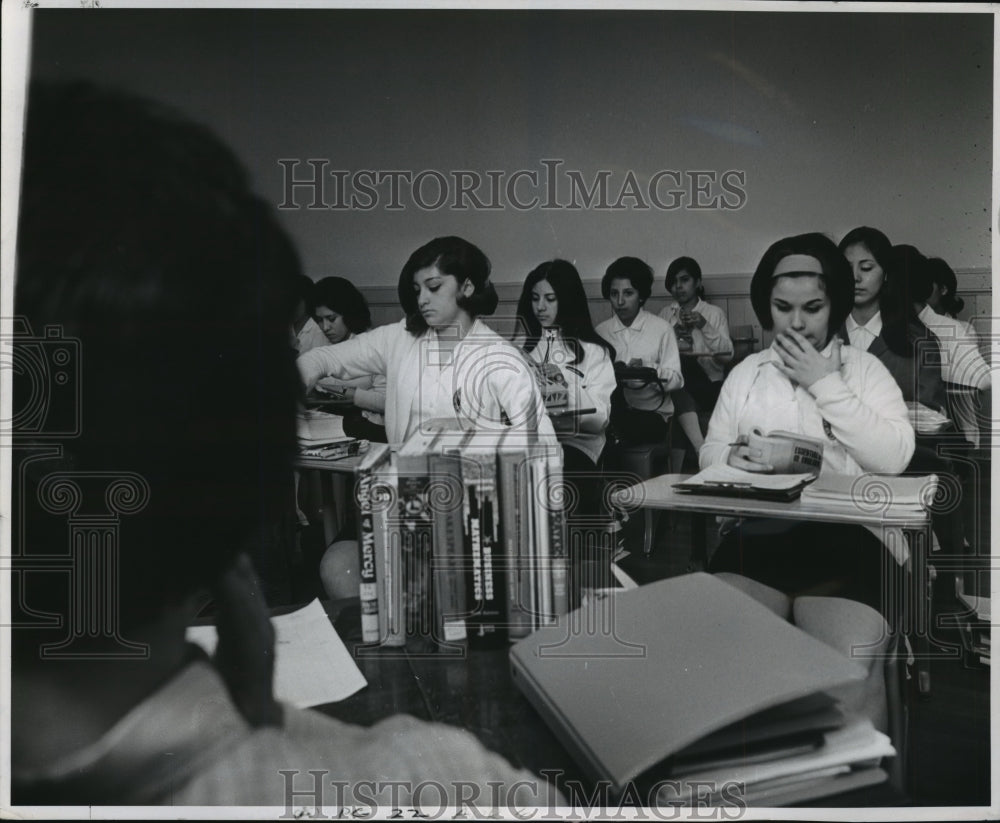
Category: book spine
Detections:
[
  {"x1": 517, "y1": 453, "x2": 540, "y2": 632},
  {"x1": 373, "y1": 459, "x2": 404, "y2": 646},
  {"x1": 497, "y1": 448, "x2": 532, "y2": 640},
  {"x1": 462, "y1": 452, "x2": 507, "y2": 647},
  {"x1": 428, "y1": 451, "x2": 468, "y2": 646},
  {"x1": 476, "y1": 460, "x2": 506, "y2": 645},
  {"x1": 356, "y1": 467, "x2": 379, "y2": 643},
  {"x1": 546, "y1": 446, "x2": 569, "y2": 621},
  {"x1": 397, "y1": 453, "x2": 434, "y2": 640}
]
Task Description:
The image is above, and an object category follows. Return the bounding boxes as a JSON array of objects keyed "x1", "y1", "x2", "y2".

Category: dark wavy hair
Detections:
[
  {"x1": 515, "y1": 259, "x2": 616, "y2": 365},
  {"x1": 927, "y1": 257, "x2": 965, "y2": 317},
  {"x1": 838, "y1": 226, "x2": 914, "y2": 357},
  {"x1": 397, "y1": 236, "x2": 498, "y2": 335},
  {"x1": 665, "y1": 256, "x2": 705, "y2": 298},
  {"x1": 601, "y1": 256, "x2": 654, "y2": 302},
  {"x1": 312, "y1": 276, "x2": 372, "y2": 334},
  {"x1": 750, "y1": 233, "x2": 854, "y2": 347},
  {"x1": 14, "y1": 81, "x2": 299, "y2": 628}
]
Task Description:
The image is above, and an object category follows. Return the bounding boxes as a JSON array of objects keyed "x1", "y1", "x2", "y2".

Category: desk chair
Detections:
[
  {"x1": 600, "y1": 419, "x2": 673, "y2": 556},
  {"x1": 729, "y1": 324, "x2": 759, "y2": 369},
  {"x1": 715, "y1": 572, "x2": 909, "y2": 795}
]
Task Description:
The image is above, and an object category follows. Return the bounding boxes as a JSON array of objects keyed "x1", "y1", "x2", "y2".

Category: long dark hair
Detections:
[
  {"x1": 516, "y1": 259, "x2": 615, "y2": 365},
  {"x1": 838, "y1": 226, "x2": 914, "y2": 357}
]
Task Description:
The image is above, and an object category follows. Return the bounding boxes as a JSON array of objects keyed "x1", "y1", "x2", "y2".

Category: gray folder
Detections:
[{"x1": 509, "y1": 573, "x2": 867, "y2": 792}]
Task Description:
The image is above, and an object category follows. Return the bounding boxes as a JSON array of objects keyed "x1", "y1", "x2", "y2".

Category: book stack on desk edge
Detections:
[
  {"x1": 297, "y1": 409, "x2": 348, "y2": 442},
  {"x1": 509, "y1": 573, "x2": 894, "y2": 807},
  {"x1": 299, "y1": 438, "x2": 369, "y2": 460},
  {"x1": 673, "y1": 464, "x2": 817, "y2": 502},
  {"x1": 354, "y1": 426, "x2": 569, "y2": 650},
  {"x1": 798, "y1": 472, "x2": 938, "y2": 513}
]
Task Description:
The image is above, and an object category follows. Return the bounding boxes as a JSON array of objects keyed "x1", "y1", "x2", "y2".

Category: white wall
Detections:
[{"x1": 29, "y1": 8, "x2": 993, "y2": 302}]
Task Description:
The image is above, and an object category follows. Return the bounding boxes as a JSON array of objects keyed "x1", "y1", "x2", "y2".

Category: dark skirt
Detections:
[{"x1": 708, "y1": 519, "x2": 901, "y2": 615}]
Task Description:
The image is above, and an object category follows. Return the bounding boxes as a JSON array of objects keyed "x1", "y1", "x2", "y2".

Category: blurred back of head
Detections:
[{"x1": 14, "y1": 81, "x2": 300, "y2": 631}]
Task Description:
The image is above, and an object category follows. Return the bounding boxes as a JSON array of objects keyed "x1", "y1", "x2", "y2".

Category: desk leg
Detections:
[
  {"x1": 691, "y1": 513, "x2": 709, "y2": 571},
  {"x1": 903, "y1": 525, "x2": 933, "y2": 696},
  {"x1": 318, "y1": 472, "x2": 338, "y2": 548}
]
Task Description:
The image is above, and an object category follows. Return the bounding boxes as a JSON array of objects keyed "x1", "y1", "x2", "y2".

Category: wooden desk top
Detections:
[{"x1": 613, "y1": 474, "x2": 931, "y2": 529}]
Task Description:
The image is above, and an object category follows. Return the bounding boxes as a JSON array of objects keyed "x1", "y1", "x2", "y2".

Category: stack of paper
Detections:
[{"x1": 800, "y1": 472, "x2": 938, "y2": 512}]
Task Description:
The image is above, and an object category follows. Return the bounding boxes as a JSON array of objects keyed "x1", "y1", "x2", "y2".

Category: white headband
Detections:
[{"x1": 773, "y1": 254, "x2": 823, "y2": 277}]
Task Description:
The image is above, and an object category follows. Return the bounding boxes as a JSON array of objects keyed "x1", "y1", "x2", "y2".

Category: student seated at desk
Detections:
[
  {"x1": 658, "y1": 256, "x2": 733, "y2": 468},
  {"x1": 916, "y1": 256, "x2": 991, "y2": 447},
  {"x1": 311, "y1": 275, "x2": 388, "y2": 443},
  {"x1": 514, "y1": 260, "x2": 617, "y2": 472},
  {"x1": 514, "y1": 259, "x2": 617, "y2": 521},
  {"x1": 838, "y1": 227, "x2": 950, "y2": 438},
  {"x1": 595, "y1": 257, "x2": 683, "y2": 446},
  {"x1": 301, "y1": 237, "x2": 556, "y2": 599},
  {"x1": 11, "y1": 81, "x2": 556, "y2": 808},
  {"x1": 290, "y1": 272, "x2": 330, "y2": 354},
  {"x1": 702, "y1": 233, "x2": 915, "y2": 611},
  {"x1": 298, "y1": 236, "x2": 554, "y2": 444}
]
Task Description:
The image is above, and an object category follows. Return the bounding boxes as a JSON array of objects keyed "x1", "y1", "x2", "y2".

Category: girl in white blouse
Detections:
[
  {"x1": 514, "y1": 259, "x2": 617, "y2": 471},
  {"x1": 595, "y1": 257, "x2": 683, "y2": 445},
  {"x1": 704, "y1": 233, "x2": 915, "y2": 611},
  {"x1": 298, "y1": 236, "x2": 554, "y2": 444}
]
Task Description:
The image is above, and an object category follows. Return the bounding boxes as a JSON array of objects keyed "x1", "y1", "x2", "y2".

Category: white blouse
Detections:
[{"x1": 701, "y1": 342, "x2": 915, "y2": 477}]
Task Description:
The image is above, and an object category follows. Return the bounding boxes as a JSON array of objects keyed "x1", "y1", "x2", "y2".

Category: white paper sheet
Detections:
[{"x1": 186, "y1": 598, "x2": 367, "y2": 708}]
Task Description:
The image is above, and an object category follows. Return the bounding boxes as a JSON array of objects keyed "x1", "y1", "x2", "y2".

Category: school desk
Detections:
[{"x1": 610, "y1": 474, "x2": 954, "y2": 696}]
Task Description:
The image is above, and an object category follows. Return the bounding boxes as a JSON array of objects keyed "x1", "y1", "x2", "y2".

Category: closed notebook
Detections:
[
  {"x1": 673, "y1": 464, "x2": 817, "y2": 501},
  {"x1": 509, "y1": 573, "x2": 866, "y2": 792}
]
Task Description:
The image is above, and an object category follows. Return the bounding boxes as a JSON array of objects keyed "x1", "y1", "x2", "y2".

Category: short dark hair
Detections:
[
  {"x1": 750, "y1": 233, "x2": 854, "y2": 343},
  {"x1": 313, "y1": 276, "x2": 372, "y2": 334},
  {"x1": 515, "y1": 259, "x2": 616, "y2": 364},
  {"x1": 601, "y1": 257, "x2": 654, "y2": 302},
  {"x1": 664, "y1": 256, "x2": 703, "y2": 292},
  {"x1": 926, "y1": 257, "x2": 964, "y2": 316},
  {"x1": 14, "y1": 82, "x2": 299, "y2": 628},
  {"x1": 397, "y1": 236, "x2": 498, "y2": 334}
]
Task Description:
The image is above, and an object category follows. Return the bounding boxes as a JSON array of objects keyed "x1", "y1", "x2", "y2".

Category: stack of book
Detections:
[
  {"x1": 354, "y1": 428, "x2": 569, "y2": 649},
  {"x1": 296, "y1": 410, "x2": 369, "y2": 460},
  {"x1": 510, "y1": 574, "x2": 896, "y2": 806},
  {"x1": 799, "y1": 472, "x2": 938, "y2": 513}
]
